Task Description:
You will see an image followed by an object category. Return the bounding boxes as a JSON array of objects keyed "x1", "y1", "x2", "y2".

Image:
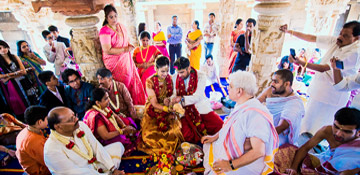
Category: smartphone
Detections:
[
  {"x1": 290, "y1": 48, "x2": 296, "y2": 59},
  {"x1": 335, "y1": 60, "x2": 344, "y2": 69}
]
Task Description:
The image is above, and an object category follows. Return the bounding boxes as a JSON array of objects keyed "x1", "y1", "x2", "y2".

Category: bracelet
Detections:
[
  {"x1": 290, "y1": 30, "x2": 294, "y2": 36},
  {"x1": 119, "y1": 129, "x2": 124, "y2": 135},
  {"x1": 303, "y1": 61, "x2": 308, "y2": 69},
  {"x1": 163, "y1": 106, "x2": 169, "y2": 112},
  {"x1": 5, "y1": 149, "x2": 9, "y2": 153},
  {"x1": 229, "y1": 159, "x2": 235, "y2": 170}
]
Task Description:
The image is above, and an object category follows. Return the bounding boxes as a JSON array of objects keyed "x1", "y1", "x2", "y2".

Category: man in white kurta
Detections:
[
  {"x1": 171, "y1": 57, "x2": 223, "y2": 143},
  {"x1": 202, "y1": 71, "x2": 279, "y2": 175},
  {"x1": 258, "y1": 69, "x2": 305, "y2": 146},
  {"x1": 331, "y1": 57, "x2": 360, "y2": 110},
  {"x1": 44, "y1": 107, "x2": 124, "y2": 175},
  {"x1": 280, "y1": 21, "x2": 360, "y2": 135}
]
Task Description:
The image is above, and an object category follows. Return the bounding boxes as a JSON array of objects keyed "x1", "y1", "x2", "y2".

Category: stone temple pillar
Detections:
[
  {"x1": 304, "y1": 0, "x2": 350, "y2": 35},
  {"x1": 249, "y1": 1, "x2": 291, "y2": 95},
  {"x1": 217, "y1": 0, "x2": 236, "y2": 77},
  {"x1": 65, "y1": 16, "x2": 104, "y2": 83},
  {"x1": 31, "y1": 0, "x2": 111, "y2": 82}
]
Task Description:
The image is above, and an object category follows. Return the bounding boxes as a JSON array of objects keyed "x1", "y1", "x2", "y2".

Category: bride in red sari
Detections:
[{"x1": 99, "y1": 4, "x2": 146, "y2": 105}]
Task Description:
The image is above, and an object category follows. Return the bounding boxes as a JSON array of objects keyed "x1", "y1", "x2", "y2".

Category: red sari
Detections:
[
  {"x1": 132, "y1": 45, "x2": 160, "y2": 90},
  {"x1": 228, "y1": 30, "x2": 244, "y2": 74},
  {"x1": 99, "y1": 23, "x2": 146, "y2": 105}
]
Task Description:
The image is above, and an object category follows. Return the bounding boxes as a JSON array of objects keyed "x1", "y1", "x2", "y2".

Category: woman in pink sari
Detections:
[
  {"x1": 228, "y1": 18, "x2": 244, "y2": 74},
  {"x1": 99, "y1": 5, "x2": 146, "y2": 105},
  {"x1": 152, "y1": 22, "x2": 169, "y2": 58},
  {"x1": 133, "y1": 31, "x2": 161, "y2": 90}
]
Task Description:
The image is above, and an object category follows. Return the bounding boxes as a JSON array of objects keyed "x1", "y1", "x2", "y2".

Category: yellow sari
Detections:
[{"x1": 187, "y1": 29, "x2": 202, "y2": 70}]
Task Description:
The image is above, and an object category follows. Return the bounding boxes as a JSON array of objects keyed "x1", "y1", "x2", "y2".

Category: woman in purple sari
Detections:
[{"x1": 84, "y1": 88, "x2": 138, "y2": 156}]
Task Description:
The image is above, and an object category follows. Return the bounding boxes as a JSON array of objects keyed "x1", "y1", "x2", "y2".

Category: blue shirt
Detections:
[
  {"x1": 167, "y1": 25, "x2": 183, "y2": 44},
  {"x1": 65, "y1": 81, "x2": 94, "y2": 119}
]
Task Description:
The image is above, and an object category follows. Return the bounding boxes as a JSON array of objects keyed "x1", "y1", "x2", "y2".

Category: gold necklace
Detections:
[
  {"x1": 107, "y1": 24, "x2": 123, "y2": 38},
  {"x1": 140, "y1": 46, "x2": 150, "y2": 62}
]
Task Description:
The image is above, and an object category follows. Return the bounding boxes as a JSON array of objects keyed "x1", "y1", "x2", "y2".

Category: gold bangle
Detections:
[
  {"x1": 163, "y1": 106, "x2": 169, "y2": 112},
  {"x1": 5, "y1": 149, "x2": 9, "y2": 153},
  {"x1": 304, "y1": 61, "x2": 308, "y2": 69},
  {"x1": 119, "y1": 129, "x2": 123, "y2": 135},
  {"x1": 291, "y1": 30, "x2": 294, "y2": 36}
]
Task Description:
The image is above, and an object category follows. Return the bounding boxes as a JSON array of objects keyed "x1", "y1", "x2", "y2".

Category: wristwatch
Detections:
[
  {"x1": 229, "y1": 159, "x2": 235, "y2": 170},
  {"x1": 180, "y1": 96, "x2": 185, "y2": 106}
]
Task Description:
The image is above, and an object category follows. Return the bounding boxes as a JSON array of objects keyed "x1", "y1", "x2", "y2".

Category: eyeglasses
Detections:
[
  {"x1": 68, "y1": 77, "x2": 80, "y2": 84},
  {"x1": 59, "y1": 114, "x2": 78, "y2": 125}
]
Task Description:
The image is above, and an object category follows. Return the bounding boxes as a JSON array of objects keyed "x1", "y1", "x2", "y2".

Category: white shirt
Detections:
[
  {"x1": 203, "y1": 22, "x2": 219, "y2": 43},
  {"x1": 306, "y1": 36, "x2": 360, "y2": 106},
  {"x1": 334, "y1": 73, "x2": 360, "y2": 91},
  {"x1": 44, "y1": 122, "x2": 123, "y2": 175},
  {"x1": 50, "y1": 87, "x2": 64, "y2": 103},
  {"x1": 200, "y1": 63, "x2": 218, "y2": 85},
  {"x1": 172, "y1": 70, "x2": 213, "y2": 114}
]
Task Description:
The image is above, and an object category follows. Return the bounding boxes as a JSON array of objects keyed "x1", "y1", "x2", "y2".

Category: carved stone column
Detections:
[
  {"x1": 304, "y1": 0, "x2": 350, "y2": 35},
  {"x1": 249, "y1": 1, "x2": 291, "y2": 95},
  {"x1": 192, "y1": 1, "x2": 205, "y2": 29},
  {"x1": 65, "y1": 16, "x2": 104, "y2": 83},
  {"x1": 217, "y1": 0, "x2": 236, "y2": 77},
  {"x1": 146, "y1": 6, "x2": 156, "y2": 32},
  {"x1": 0, "y1": 0, "x2": 54, "y2": 56},
  {"x1": 31, "y1": 0, "x2": 112, "y2": 82},
  {"x1": 117, "y1": 0, "x2": 138, "y2": 46}
]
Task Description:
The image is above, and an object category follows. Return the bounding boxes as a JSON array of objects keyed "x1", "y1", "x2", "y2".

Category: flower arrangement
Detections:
[
  {"x1": 174, "y1": 142, "x2": 203, "y2": 168},
  {"x1": 146, "y1": 152, "x2": 176, "y2": 175}
]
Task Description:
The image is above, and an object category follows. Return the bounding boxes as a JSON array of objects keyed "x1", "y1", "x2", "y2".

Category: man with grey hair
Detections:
[{"x1": 201, "y1": 71, "x2": 279, "y2": 175}]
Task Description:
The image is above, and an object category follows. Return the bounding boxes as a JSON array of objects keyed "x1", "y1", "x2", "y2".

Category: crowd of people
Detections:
[{"x1": 0, "y1": 3, "x2": 360, "y2": 175}]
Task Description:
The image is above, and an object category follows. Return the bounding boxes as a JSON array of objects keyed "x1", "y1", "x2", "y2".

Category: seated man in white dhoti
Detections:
[
  {"x1": 258, "y1": 69, "x2": 305, "y2": 146},
  {"x1": 201, "y1": 71, "x2": 279, "y2": 175},
  {"x1": 44, "y1": 107, "x2": 125, "y2": 175}
]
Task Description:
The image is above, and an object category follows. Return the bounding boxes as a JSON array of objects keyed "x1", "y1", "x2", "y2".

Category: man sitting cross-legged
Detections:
[
  {"x1": 96, "y1": 68, "x2": 139, "y2": 128},
  {"x1": 280, "y1": 107, "x2": 360, "y2": 175},
  {"x1": 44, "y1": 106, "x2": 125, "y2": 175},
  {"x1": 202, "y1": 71, "x2": 279, "y2": 175},
  {"x1": 258, "y1": 69, "x2": 305, "y2": 146},
  {"x1": 16, "y1": 105, "x2": 51, "y2": 175}
]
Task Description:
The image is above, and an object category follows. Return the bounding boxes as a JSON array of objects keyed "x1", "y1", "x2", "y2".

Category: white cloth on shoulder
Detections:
[
  {"x1": 203, "y1": 99, "x2": 279, "y2": 175},
  {"x1": 266, "y1": 95, "x2": 304, "y2": 146}
]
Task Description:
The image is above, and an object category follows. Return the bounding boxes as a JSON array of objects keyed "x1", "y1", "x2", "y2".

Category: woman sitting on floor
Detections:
[{"x1": 83, "y1": 88, "x2": 137, "y2": 156}]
